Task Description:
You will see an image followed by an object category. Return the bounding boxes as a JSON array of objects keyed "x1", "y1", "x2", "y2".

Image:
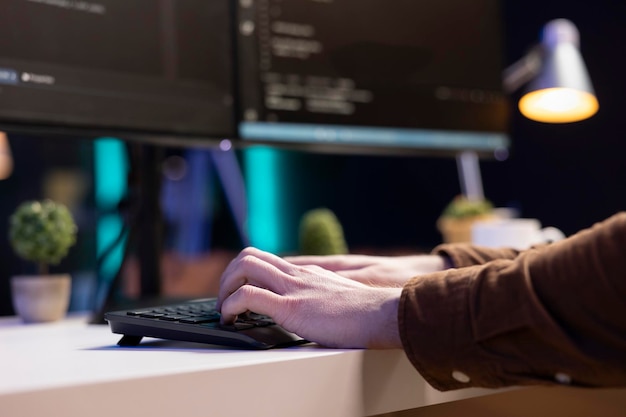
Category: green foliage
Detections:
[
  {"x1": 9, "y1": 200, "x2": 78, "y2": 273},
  {"x1": 299, "y1": 208, "x2": 348, "y2": 256},
  {"x1": 441, "y1": 195, "x2": 494, "y2": 218}
]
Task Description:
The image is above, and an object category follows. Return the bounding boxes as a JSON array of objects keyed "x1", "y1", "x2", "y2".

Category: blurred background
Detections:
[{"x1": 0, "y1": 0, "x2": 624, "y2": 316}]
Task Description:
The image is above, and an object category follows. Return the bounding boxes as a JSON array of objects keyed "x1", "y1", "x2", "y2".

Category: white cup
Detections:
[{"x1": 471, "y1": 218, "x2": 565, "y2": 250}]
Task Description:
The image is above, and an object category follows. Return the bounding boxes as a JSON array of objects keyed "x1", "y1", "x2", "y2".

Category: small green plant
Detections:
[
  {"x1": 9, "y1": 200, "x2": 78, "y2": 275},
  {"x1": 441, "y1": 195, "x2": 493, "y2": 218},
  {"x1": 298, "y1": 208, "x2": 348, "y2": 256}
]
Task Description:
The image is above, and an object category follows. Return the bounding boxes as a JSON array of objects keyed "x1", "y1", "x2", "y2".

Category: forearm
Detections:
[{"x1": 400, "y1": 213, "x2": 626, "y2": 391}]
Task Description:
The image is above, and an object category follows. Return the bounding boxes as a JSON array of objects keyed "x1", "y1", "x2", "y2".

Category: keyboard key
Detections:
[
  {"x1": 180, "y1": 314, "x2": 221, "y2": 324},
  {"x1": 158, "y1": 315, "x2": 190, "y2": 321},
  {"x1": 139, "y1": 312, "x2": 167, "y2": 318}
]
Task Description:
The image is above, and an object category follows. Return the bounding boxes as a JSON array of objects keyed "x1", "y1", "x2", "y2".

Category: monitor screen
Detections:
[
  {"x1": 0, "y1": 0, "x2": 234, "y2": 144},
  {"x1": 236, "y1": 0, "x2": 510, "y2": 156}
]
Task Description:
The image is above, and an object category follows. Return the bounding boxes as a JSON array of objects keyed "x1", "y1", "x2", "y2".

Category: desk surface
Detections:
[
  {"x1": 1, "y1": 315, "x2": 624, "y2": 417},
  {"x1": 0, "y1": 315, "x2": 501, "y2": 417}
]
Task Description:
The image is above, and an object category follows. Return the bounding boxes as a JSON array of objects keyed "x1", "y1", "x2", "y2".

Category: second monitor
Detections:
[{"x1": 236, "y1": 0, "x2": 510, "y2": 156}]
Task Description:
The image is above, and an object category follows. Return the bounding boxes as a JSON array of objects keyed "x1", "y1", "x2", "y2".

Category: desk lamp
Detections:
[
  {"x1": 458, "y1": 19, "x2": 598, "y2": 203},
  {"x1": 503, "y1": 18, "x2": 599, "y2": 123},
  {"x1": 0, "y1": 131, "x2": 13, "y2": 180}
]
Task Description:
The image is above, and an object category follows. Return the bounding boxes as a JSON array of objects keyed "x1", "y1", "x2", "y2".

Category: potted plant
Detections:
[
  {"x1": 8, "y1": 200, "x2": 78, "y2": 323},
  {"x1": 437, "y1": 195, "x2": 495, "y2": 244},
  {"x1": 298, "y1": 208, "x2": 348, "y2": 255}
]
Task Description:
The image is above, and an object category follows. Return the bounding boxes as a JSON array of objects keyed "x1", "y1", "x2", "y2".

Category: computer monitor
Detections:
[
  {"x1": 0, "y1": 0, "x2": 239, "y2": 310},
  {"x1": 0, "y1": 0, "x2": 235, "y2": 145},
  {"x1": 236, "y1": 0, "x2": 510, "y2": 157}
]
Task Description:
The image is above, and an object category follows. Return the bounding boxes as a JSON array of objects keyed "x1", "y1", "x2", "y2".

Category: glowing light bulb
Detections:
[{"x1": 519, "y1": 87, "x2": 599, "y2": 123}]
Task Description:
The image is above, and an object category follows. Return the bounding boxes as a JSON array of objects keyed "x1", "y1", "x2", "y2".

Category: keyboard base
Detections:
[{"x1": 104, "y1": 298, "x2": 308, "y2": 349}]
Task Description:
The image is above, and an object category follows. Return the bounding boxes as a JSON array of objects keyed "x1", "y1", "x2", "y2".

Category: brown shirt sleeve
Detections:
[
  {"x1": 431, "y1": 242, "x2": 522, "y2": 267},
  {"x1": 399, "y1": 212, "x2": 626, "y2": 391}
]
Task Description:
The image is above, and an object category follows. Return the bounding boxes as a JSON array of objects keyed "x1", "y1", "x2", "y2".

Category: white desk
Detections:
[{"x1": 1, "y1": 316, "x2": 624, "y2": 417}]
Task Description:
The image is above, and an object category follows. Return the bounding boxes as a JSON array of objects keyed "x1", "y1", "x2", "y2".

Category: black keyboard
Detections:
[{"x1": 104, "y1": 298, "x2": 308, "y2": 349}]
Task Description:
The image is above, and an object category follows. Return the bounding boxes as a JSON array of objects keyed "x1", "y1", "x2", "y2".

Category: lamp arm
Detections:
[{"x1": 502, "y1": 46, "x2": 543, "y2": 94}]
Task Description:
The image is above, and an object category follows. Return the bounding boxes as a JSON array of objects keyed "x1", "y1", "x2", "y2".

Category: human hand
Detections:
[
  {"x1": 283, "y1": 253, "x2": 449, "y2": 287},
  {"x1": 217, "y1": 247, "x2": 402, "y2": 349}
]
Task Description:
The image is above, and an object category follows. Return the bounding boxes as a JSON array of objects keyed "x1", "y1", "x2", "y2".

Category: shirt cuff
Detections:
[{"x1": 431, "y1": 243, "x2": 521, "y2": 268}]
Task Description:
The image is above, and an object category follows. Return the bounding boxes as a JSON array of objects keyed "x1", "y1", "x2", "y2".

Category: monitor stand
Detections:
[
  {"x1": 90, "y1": 143, "x2": 165, "y2": 323},
  {"x1": 456, "y1": 151, "x2": 485, "y2": 201}
]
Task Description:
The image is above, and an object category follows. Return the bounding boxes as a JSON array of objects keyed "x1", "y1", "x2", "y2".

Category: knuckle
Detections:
[
  {"x1": 240, "y1": 253, "x2": 258, "y2": 265},
  {"x1": 240, "y1": 246, "x2": 260, "y2": 257},
  {"x1": 237, "y1": 284, "x2": 257, "y2": 298}
]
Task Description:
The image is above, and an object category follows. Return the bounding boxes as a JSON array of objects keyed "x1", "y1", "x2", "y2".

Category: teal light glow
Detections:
[
  {"x1": 94, "y1": 139, "x2": 127, "y2": 209},
  {"x1": 243, "y1": 147, "x2": 289, "y2": 254},
  {"x1": 96, "y1": 214, "x2": 125, "y2": 279},
  {"x1": 94, "y1": 138, "x2": 128, "y2": 285}
]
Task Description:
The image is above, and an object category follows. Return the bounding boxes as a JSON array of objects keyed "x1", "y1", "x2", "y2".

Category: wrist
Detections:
[
  {"x1": 409, "y1": 254, "x2": 450, "y2": 272},
  {"x1": 366, "y1": 287, "x2": 403, "y2": 349}
]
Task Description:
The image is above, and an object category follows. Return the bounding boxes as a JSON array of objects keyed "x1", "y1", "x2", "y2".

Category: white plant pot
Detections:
[{"x1": 11, "y1": 274, "x2": 71, "y2": 323}]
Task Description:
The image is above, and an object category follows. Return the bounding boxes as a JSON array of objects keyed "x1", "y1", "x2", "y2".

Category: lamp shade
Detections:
[{"x1": 519, "y1": 19, "x2": 599, "y2": 123}]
